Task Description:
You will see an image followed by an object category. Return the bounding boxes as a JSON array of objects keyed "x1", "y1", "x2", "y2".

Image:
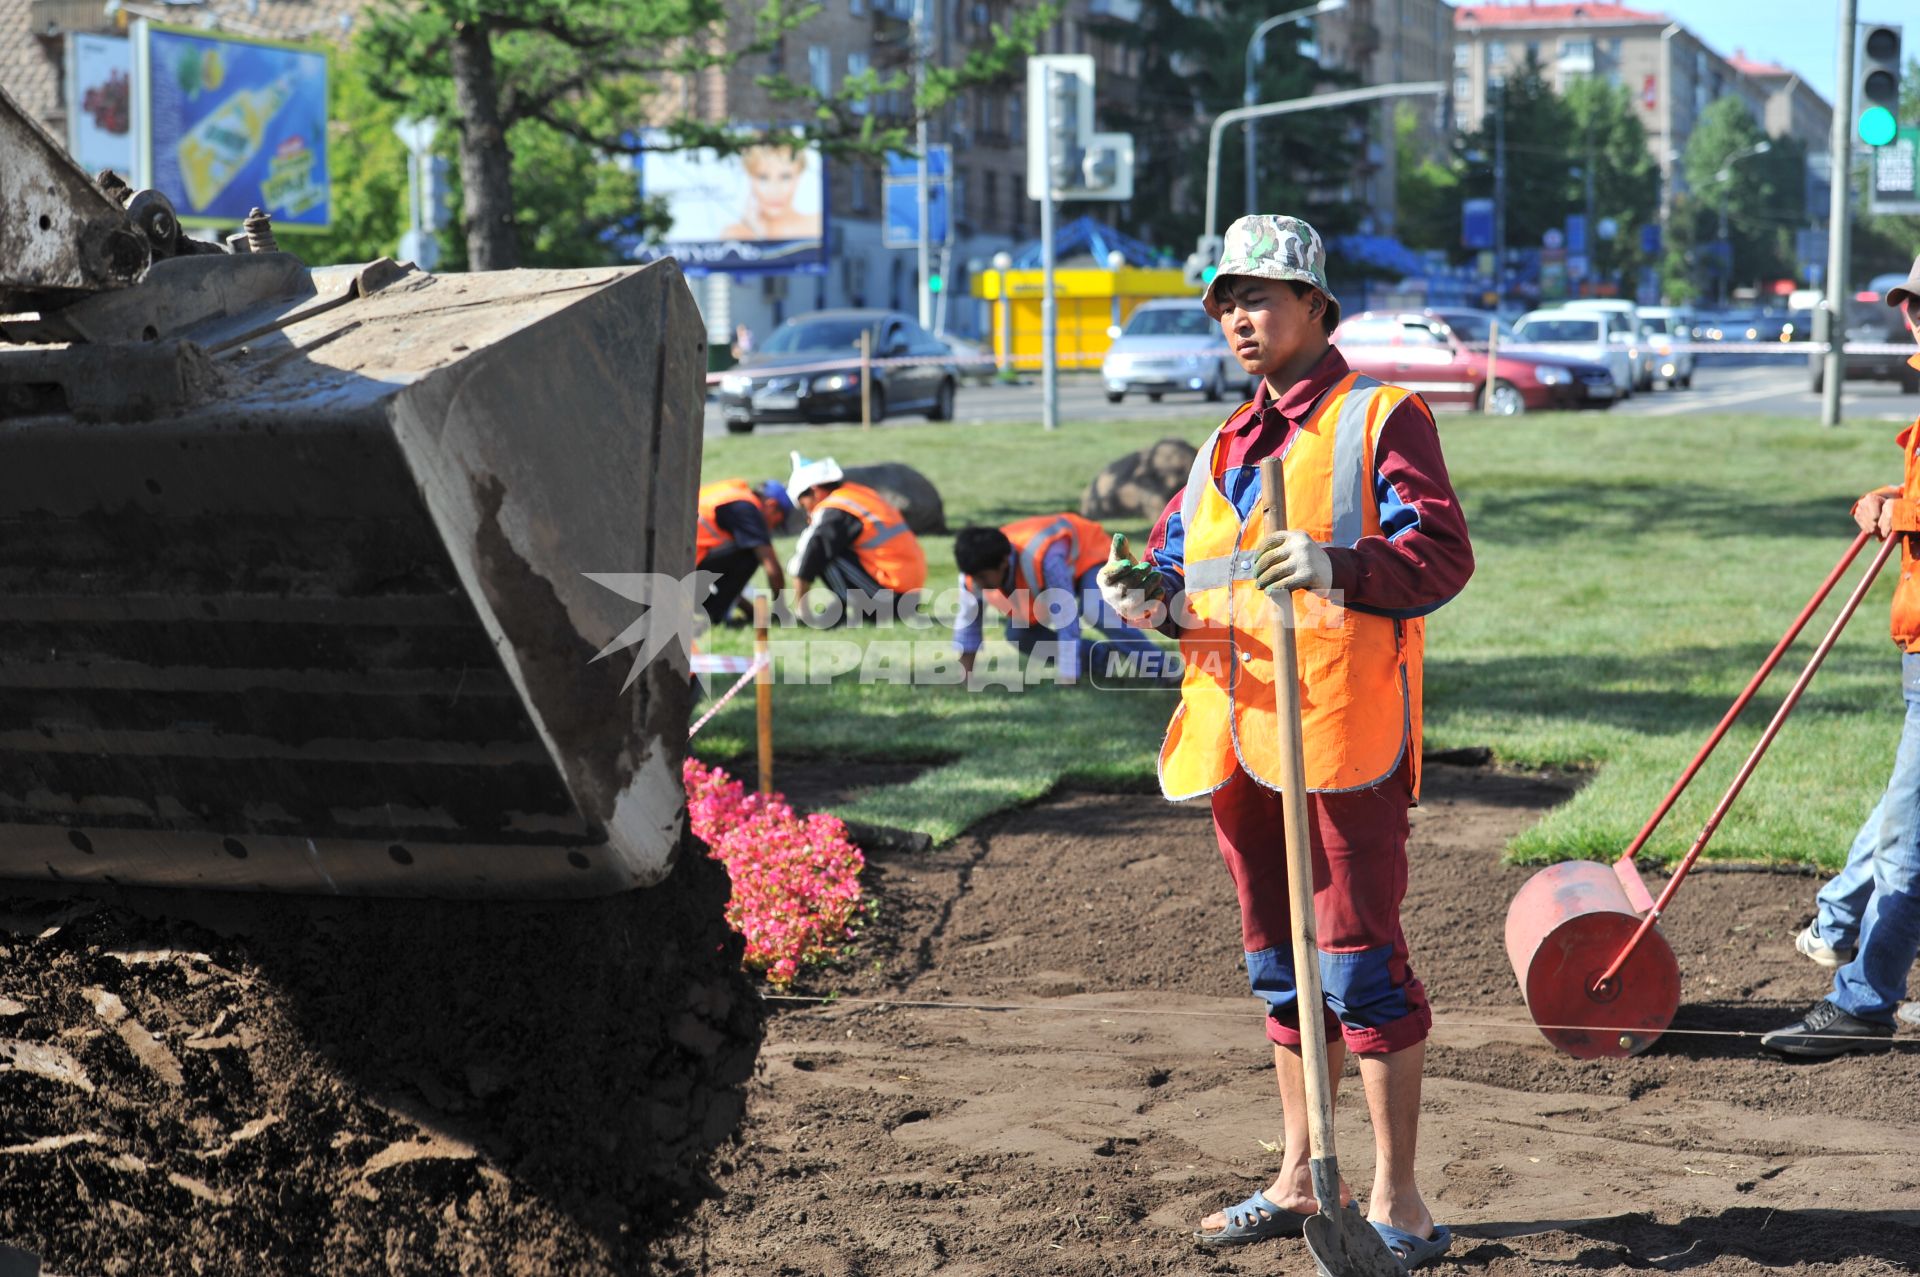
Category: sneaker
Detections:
[
  {"x1": 1794, "y1": 924, "x2": 1856, "y2": 970},
  {"x1": 1760, "y1": 999, "x2": 1894, "y2": 1058}
]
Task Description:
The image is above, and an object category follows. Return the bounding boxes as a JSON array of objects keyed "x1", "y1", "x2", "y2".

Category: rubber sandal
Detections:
[
  {"x1": 1371, "y1": 1220, "x2": 1454, "y2": 1270},
  {"x1": 1193, "y1": 1189, "x2": 1307, "y2": 1247}
]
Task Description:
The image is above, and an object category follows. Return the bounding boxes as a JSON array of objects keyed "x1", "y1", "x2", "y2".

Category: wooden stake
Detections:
[{"x1": 754, "y1": 593, "x2": 773, "y2": 796}]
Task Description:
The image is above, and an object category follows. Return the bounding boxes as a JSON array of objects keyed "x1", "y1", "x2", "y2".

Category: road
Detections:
[{"x1": 704, "y1": 355, "x2": 1920, "y2": 439}]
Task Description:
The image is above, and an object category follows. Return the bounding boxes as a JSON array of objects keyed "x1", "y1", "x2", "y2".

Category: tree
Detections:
[
  {"x1": 358, "y1": 0, "x2": 1054, "y2": 270},
  {"x1": 1088, "y1": 0, "x2": 1367, "y2": 254},
  {"x1": 1457, "y1": 54, "x2": 1577, "y2": 255},
  {"x1": 1675, "y1": 96, "x2": 1797, "y2": 300},
  {"x1": 1394, "y1": 101, "x2": 1459, "y2": 254},
  {"x1": 1560, "y1": 77, "x2": 1658, "y2": 284}
]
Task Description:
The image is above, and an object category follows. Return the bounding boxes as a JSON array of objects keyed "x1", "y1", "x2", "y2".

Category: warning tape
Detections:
[
  {"x1": 688, "y1": 653, "x2": 768, "y2": 739},
  {"x1": 759, "y1": 992, "x2": 1918, "y2": 1044}
]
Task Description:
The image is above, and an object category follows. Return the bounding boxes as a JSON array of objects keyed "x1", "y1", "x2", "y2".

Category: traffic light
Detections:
[
  {"x1": 1859, "y1": 24, "x2": 1902, "y2": 148},
  {"x1": 1025, "y1": 55, "x2": 1135, "y2": 202},
  {"x1": 927, "y1": 272, "x2": 943, "y2": 295},
  {"x1": 1183, "y1": 234, "x2": 1224, "y2": 289}
]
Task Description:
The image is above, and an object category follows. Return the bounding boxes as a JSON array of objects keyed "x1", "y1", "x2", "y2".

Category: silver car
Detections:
[{"x1": 1101, "y1": 300, "x2": 1241, "y2": 404}]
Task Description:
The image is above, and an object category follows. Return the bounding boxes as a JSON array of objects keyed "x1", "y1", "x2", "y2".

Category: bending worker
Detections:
[
  {"x1": 1099, "y1": 216, "x2": 1472, "y2": 1270},
  {"x1": 786, "y1": 453, "x2": 927, "y2": 624},
  {"x1": 951, "y1": 513, "x2": 1166, "y2": 684},
  {"x1": 1763, "y1": 254, "x2": 1920, "y2": 1058},
  {"x1": 695, "y1": 477, "x2": 791, "y2": 625}
]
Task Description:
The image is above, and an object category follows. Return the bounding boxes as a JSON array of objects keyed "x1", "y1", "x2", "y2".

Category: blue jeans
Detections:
[
  {"x1": 1821, "y1": 653, "x2": 1920, "y2": 1024},
  {"x1": 1003, "y1": 566, "x2": 1163, "y2": 681}
]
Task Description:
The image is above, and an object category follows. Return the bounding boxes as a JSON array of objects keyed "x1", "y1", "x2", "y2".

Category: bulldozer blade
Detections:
[
  {"x1": 1303, "y1": 1203, "x2": 1407, "y2": 1277},
  {"x1": 0, "y1": 258, "x2": 705, "y2": 898}
]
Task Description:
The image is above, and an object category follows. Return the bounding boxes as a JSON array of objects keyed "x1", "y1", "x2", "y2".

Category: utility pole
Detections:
[
  {"x1": 1040, "y1": 66, "x2": 1059, "y2": 433},
  {"x1": 1822, "y1": 0, "x2": 1858, "y2": 428},
  {"x1": 913, "y1": 0, "x2": 934, "y2": 330},
  {"x1": 1493, "y1": 79, "x2": 1506, "y2": 310}
]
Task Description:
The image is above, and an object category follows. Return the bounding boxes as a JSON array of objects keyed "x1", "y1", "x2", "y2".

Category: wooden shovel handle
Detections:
[{"x1": 1258, "y1": 457, "x2": 1341, "y2": 1173}]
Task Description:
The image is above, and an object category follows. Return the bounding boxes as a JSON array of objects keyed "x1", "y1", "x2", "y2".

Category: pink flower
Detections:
[{"x1": 684, "y1": 759, "x2": 869, "y2": 988}]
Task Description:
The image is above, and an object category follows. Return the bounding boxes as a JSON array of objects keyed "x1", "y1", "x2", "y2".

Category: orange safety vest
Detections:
[
  {"x1": 1891, "y1": 360, "x2": 1920, "y2": 650},
  {"x1": 816, "y1": 482, "x2": 928, "y2": 593},
  {"x1": 695, "y1": 478, "x2": 763, "y2": 563},
  {"x1": 1158, "y1": 371, "x2": 1425, "y2": 800},
  {"x1": 969, "y1": 513, "x2": 1110, "y2": 626}
]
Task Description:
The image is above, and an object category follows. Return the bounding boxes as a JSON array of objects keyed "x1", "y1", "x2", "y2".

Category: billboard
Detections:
[
  {"x1": 1871, "y1": 127, "x2": 1920, "y2": 216},
  {"x1": 133, "y1": 22, "x2": 330, "y2": 230},
  {"x1": 883, "y1": 145, "x2": 951, "y2": 249},
  {"x1": 624, "y1": 131, "x2": 826, "y2": 274},
  {"x1": 66, "y1": 34, "x2": 134, "y2": 178}
]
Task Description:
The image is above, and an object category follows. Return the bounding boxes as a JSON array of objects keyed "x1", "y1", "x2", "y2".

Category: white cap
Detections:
[{"x1": 787, "y1": 451, "x2": 843, "y2": 494}]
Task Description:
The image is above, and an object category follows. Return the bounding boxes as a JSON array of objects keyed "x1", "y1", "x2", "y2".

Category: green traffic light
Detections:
[
  {"x1": 1860, "y1": 105, "x2": 1898, "y2": 147},
  {"x1": 928, "y1": 274, "x2": 944, "y2": 295},
  {"x1": 1200, "y1": 266, "x2": 1218, "y2": 284}
]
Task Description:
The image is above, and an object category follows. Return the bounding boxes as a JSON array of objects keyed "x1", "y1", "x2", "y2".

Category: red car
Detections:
[{"x1": 1333, "y1": 308, "x2": 1618, "y2": 414}]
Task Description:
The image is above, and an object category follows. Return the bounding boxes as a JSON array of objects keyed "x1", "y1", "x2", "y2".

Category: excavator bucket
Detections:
[{"x1": 0, "y1": 256, "x2": 706, "y2": 897}]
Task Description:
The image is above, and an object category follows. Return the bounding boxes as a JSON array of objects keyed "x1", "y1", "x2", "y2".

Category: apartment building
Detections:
[
  {"x1": 1728, "y1": 49, "x2": 1834, "y2": 154},
  {"x1": 1451, "y1": 4, "x2": 1829, "y2": 212},
  {"x1": 1316, "y1": 0, "x2": 1456, "y2": 233}
]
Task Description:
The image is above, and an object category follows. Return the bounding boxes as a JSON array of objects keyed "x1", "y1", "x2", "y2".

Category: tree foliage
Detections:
[
  {"x1": 1670, "y1": 95, "x2": 1802, "y2": 300},
  {"x1": 1456, "y1": 54, "x2": 1574, "y2": 253},
  {"x1": 354, "y1": 0, "x2": 1053, "y2": 269},
  {"x1": 1088, "y1": 0, "x2": 1366, "y2": 253},
  {"x1": 1393, "y1": 101, "x2": 1458, "y2": 254},
  {"x1": 1560, "y1": 77, "x2": 1658, "y2": 281}
]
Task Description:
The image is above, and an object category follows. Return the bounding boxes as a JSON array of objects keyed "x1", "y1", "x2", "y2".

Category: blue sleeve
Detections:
[{"x1": 712, "y1": 500, "x2": 771, "y2": 550}]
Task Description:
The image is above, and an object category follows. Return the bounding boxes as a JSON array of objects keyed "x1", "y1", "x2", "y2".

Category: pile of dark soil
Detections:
[{"x1": 0, "y1": 838, "x2": 759, "y2": 1277}]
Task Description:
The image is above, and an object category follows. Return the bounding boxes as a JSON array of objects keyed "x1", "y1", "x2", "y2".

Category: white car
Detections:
[
  {"x1": 1101, "y1": 300, "x2": 1241, "y2": 403},
  {"x1": 1509, "y1": 310, "x2": 1636, "y2": 396},
  {"x1": 1636, "y1": 306, "x2": 1695, "y2": 389},
  {"x1": 1561, "y1": 299, "x2": 1656, "y2": 393}
]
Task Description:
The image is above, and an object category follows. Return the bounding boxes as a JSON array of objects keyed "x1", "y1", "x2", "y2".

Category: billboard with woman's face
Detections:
[{"x1": 621, "y1": 131, "x2": 826, "y2": 274}]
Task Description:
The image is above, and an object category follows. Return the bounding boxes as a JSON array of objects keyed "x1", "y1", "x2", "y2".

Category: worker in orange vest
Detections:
[
  {"x1": 951, "y1": 513, "x2": 1167, "y2": 685},
  {"x1": 1764, "y1": 256, "x2": 1920, "y2": 1058},
  {"x1": 786, "y1": 453, "x2": 927, "y2": 624},
  {"x1": 694, "y1": 477, "x2": 792, "y2": 626},
  {"x1": 1098, "y1": 216, "x2": 1472, "y2": 1269}
]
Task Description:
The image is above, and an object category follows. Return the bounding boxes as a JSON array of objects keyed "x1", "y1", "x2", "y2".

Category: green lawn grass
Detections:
[{"x1": 695, "y1": 410, "x2": 1908, "y2": 869}]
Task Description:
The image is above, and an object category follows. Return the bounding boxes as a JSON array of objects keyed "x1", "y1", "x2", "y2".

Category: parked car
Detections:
[
  {"x1": 1635, "y1": 305, "x2": 1694, "y2": 389},
  {"x1": 1810, "y1": 274, "x2": 1919, "y2": 394},
  {"x1": 1101, "y1": 300, "x2": 1240, "y2": 403},
  {"x1": 717, "y1": 309, "x2": 959, "y2": 433},
  {"x1": 1560, "y1": 299, "x2": 1656, "y2": 392},
  {"x1": 1508, "y1": 309, "x2": 1636, "y2": 397},
  {"x1": 1336, "y1": 309, "x2": 1617, "y2": 414}
]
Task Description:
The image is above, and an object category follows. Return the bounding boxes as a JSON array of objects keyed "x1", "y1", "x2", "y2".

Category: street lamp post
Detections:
[
  {"x1": 1713, "y1": 140, "x2": 1771, "y2": 306},
  {"x1": 991, "y1": 250, "x2": 1014, "y2": 381},
  {"x1": 1243, "y1": 0, "x2": 1347, "y2": 218}
]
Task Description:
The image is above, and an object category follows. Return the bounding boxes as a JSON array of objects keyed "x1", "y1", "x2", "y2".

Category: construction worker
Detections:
[
  {"x1": 786, "y1": 453, "x2": 927, "y2": 624},
  {"x1": 951, "y1": 513, "x2": 1167, "y2": 685},
  {"x1": 1764, "y1": 255, "x2": 1920, "y2": 1057},
  {"x1": 1099, "y1": 216, "x2": 1472, "y2": 1269},
  {"x1": 695, "y1": 478, "x2": 792, "y2": 626}
]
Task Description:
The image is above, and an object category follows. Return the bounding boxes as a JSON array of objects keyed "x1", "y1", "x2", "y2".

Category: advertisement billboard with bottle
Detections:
[{"x1": 133, "y1": 22, "x2": 330, "y2": 230}]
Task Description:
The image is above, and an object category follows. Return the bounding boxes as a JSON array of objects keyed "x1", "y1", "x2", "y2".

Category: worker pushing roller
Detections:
[{"x1": 1099, "y1": 215, "x2": 1473, "y2": 1270}]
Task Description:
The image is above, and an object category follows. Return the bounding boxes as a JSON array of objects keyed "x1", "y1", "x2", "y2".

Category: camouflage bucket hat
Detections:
[{"x1": 1200, "y1": 214, "x2": 1340, "y2": 330}]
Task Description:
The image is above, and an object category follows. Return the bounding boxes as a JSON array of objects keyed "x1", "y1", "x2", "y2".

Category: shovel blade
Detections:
[{"x1": 1303, "y1": 1204, "x2": 1406, "y2": 1277}]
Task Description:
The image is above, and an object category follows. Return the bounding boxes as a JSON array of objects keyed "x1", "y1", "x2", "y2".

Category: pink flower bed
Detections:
[{"x1": 683, "y1": 758, "x2": 868, "y2": 987}]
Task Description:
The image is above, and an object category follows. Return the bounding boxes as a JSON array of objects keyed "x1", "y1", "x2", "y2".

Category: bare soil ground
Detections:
[{"x1": 658, "y1": 763, "x2": 1920, "y2": 1276}]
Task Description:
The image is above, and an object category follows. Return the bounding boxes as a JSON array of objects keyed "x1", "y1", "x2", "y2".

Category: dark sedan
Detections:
[{"x1": 717, "y1": 309, "x2": 960, "y2": 433}]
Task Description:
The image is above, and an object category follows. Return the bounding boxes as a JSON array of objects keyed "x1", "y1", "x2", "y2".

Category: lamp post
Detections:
[
  {"x1": 1244, "y1": 0, "x2": 1347, "y2": 218},
  {"x1": 1713, "y1": 140, "x2": 1771, "y2": 306},
  {"x1": 1659, "y1": 23, "x2": 1680, "y2": 253},
  {"x1": 991, "y1": 250, "x2": 1014, "y2": 382}
]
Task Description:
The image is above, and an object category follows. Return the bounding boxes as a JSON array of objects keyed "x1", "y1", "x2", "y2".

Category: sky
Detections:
[{"x1": 1650, "y1": 0, "x2": 1909, "y2": 105}]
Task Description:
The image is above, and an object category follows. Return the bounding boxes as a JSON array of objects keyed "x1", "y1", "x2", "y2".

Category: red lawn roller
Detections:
[{"x1": 1505, "y1": 530, "x2": 1898, "y2": 1059}]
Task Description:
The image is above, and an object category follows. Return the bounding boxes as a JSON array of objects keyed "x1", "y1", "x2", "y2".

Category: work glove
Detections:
[
  {"x1": 1098, "y1": 534, "x2": 1165, "y2": 627},
  {"x1": 1254, "y1": 529, "x2": 1333, "y2": 598}
]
